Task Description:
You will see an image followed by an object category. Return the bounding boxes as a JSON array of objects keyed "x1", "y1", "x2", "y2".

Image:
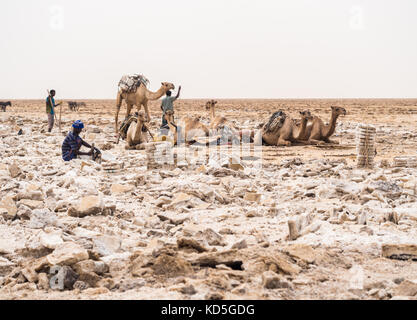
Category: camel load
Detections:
[
  {"x1": 118, "y1": 74, "x2": 150, "y2": 93},
  {"x1": 356, "y1": 124, "x2": 376, "y2": 168},
  {"x1": 393, "y1": 156, "x2": 417, "y2": 168},
  {"x1": 116, "y1": 112, "x2": 153, "y2": 147},
  {"x1": 263, "y1": 111, "x2": 287, "y2": 134}
]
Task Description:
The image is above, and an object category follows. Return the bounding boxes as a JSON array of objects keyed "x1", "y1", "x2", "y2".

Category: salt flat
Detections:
[{"x1": 0, "y1": 99, "x2": 417, "y2": 300}]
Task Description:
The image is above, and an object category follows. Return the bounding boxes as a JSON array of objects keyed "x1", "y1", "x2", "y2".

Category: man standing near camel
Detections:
[
  {"x1": 46, "y1": 90, "x2": 62, "y2": 132},
  {"x1": 161, "y1": 85, "x2": 181, "y2": 128}
]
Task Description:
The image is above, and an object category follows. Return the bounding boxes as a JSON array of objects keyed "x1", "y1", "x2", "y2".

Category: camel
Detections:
[
  {"x1": 258, "y1": 110, "x2": 318, "y2": 146},
  {"x1": 206, "y1": 100, "x2": 228, "y2": 131},
  {"x1": 115, "y1": 81, "x2": 175, "y2": 133},
  {"x1": 258, "y1": 111, "x2": 295, "y2": 146},
  {"x1": 292, "y1": 111, "x2": 314, "y2": 142},
  {"x1": 306, "y1": 106, "x2": 347, "y2": 144},
  {"x1": 126, "y1": 111, "x2": 151, "y2": 150},
  {"x1": 205, "y1": 100, "x2": 242, "y2": 145},
  {"x1": 0, "y1": 101, "x2": 11, "y2": 112},
  {"x1": 180, "y1": 115, "x2": 210, "y2": 143},
  {"x1": 68, "y1": 101, "x2": 86, "y2": 111}
]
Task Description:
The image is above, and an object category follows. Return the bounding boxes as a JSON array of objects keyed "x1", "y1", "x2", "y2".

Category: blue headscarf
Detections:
[{"x1": 72, "y1": 120, "x2": 84, "y2": 129}]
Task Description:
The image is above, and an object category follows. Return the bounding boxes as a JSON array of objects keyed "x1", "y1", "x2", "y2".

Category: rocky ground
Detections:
[{"x1": 1, "y1": 99, "x2": 417, "y2": 300}]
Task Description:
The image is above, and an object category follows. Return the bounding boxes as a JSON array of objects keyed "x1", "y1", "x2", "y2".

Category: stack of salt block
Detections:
[
  {"x1": 393, "y1": 157, "x2": 417, "y2": 168},
  {"x1": 102, "y1": 161, "x2": 124, "y2": 174},
  {"x1": 145, "y1": 142, "x2": 174, "y2": 170},
  {"x1": 356, "y1": 124, "x2": 376, "y2": 168}
]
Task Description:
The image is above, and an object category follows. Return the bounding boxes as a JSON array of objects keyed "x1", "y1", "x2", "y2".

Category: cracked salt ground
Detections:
[{"x1": 1, "y1": 100, "x2": 417, "y2": 300}]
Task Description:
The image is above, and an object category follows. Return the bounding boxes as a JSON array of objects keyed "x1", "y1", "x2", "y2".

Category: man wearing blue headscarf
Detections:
[{"x1": 62, "y1": 120, "x2": 97, "y2": 161}]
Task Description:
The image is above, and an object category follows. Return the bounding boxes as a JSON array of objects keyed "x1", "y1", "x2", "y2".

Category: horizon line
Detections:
[{"x1": 3, "y1": 97, "x2": 417, "y2": 101}]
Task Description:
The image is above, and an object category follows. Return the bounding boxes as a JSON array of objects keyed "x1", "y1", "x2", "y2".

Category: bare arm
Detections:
[
  {"x1": 76, "y1": 150, "x2": 92, "y2": 156},
  {"x1": 81, "y1": 140, "x2": 101, "y2": 155},
  {"x1": 174, "y1": 86, "x2": 182, "y2": 100},
  {"x1": 81, "y1": 140, "x2": 92, "y2": 149}
]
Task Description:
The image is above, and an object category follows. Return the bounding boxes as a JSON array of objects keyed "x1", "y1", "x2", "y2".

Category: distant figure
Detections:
[
  {"x1": 46, "y1": 90, "x2": 62, "y2": 132},
  {"x1": 62, "y1": 120, "x2": 100, "y2": 161},
  {"x1": 161, "y1": 85, "x2": 181, "y2": 128},
  {"x1": 0, "y1": 101, "x2": 11, "y2": 112},
  {"x1": 68, "y1": 101, "x2": 86, "y2": 111}
]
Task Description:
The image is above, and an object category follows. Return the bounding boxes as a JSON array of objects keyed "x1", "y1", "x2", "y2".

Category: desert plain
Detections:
[{"x1": 1, "y1": 98, "x2": 417, "y2": 300}]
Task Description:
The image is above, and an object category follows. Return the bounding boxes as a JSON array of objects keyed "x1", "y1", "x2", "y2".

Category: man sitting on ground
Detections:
[{"x1": 62, "y1": 120, "x2": 99, "y2": 161}]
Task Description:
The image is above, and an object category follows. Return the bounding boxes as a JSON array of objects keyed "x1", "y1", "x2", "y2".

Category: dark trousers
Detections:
[
  {"x1": 48, "y1": 113, "x2": 54, "y2": 132},
  {"x1": 161, "y1": 115, "x2": 168, "y2": 128}
]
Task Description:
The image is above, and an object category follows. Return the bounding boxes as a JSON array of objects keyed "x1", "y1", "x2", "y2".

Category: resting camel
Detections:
[
  {"x1": 116, "y1": 82, "x2": 175, "y2": 133},
  {"x1": 292, "y1": 111, "x2": 314, "y2": 142},
  {"x1": 258, "y1": 111, "x2": 294, "y2": 146},
  {"x1": 255, "y1": 110, "x2": 312, "y2": 146},
  {"x1": 180, "y1": 115, "x2": 210, "y2": 143},
  {"x1": 306, "y1": 106, "x2": 347, "y2": 144},
  {"x1": 206, "y1": 100, "x2": 232, "y2": 131},
  {"x1": 0, "y1": 101, "x2": 11, "y2": 112},
  {"x1": 205, "y1": 99, "x2": 242, "y2": 145},
  {"x1": 126, "y1": 111, "x2": 151, "y2": 150}
]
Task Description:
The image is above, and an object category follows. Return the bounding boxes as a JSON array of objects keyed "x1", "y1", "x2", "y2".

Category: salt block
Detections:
[{"x1": 382, "y1": 244, "x2": 417, "y2": 261}]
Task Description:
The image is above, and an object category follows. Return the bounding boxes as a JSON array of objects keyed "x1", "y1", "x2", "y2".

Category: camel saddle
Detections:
[
  {"x1": 117, "y1": 113, "x2": 148, "y2": 143},
  {"x1": 264, "y1": 111, "x2": 287, "y2": 134},
  {"x1": 118, "y1": 74, "x2": 150, "y2": 93}
]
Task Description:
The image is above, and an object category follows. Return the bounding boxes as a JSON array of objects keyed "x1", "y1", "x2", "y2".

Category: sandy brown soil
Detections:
[{"x1": 1, "y1": 99, "x2": 417, "y2": 300}]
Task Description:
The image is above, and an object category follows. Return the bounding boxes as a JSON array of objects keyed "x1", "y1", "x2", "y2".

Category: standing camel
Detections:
[
  {"x1": 68, "y1": 101, "x2": 86, "y2": 111},
  {"x1": 115, "y1": 82, "x2": 175, "y2": 133}
]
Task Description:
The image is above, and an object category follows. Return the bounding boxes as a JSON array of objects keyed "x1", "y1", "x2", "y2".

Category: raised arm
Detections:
[{"x1": 174, "y1": 86, "x2": 182, "y2": 100}]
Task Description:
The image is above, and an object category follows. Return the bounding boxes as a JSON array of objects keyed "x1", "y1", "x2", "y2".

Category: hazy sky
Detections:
[{"x1": 1, "y1": 0, "x2": 416, "y2": 99}]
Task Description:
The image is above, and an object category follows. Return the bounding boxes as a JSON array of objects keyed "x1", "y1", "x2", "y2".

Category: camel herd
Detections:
[
  {"x1": 1, "y1": 77, "x2": 347, "y2": 151},
  {"x1": 255, "y1": 106, "x2": 347, "y2": 147},
  {"x1": 67, "y1": 101, "x2": 86, "y2": 111},
  {"x1": 117, "y1": 90, "x2": 347, "y2": 150},
  {"x1": 113, "y1": 76, "x2": 347, "y2": 150}
]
